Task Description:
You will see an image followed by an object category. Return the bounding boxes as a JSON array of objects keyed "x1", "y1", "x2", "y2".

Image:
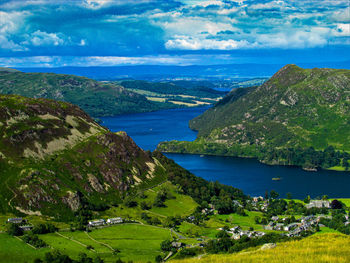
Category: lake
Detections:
[{"x1": 101, "y1": 107, "x2": 350, "y2": 199}]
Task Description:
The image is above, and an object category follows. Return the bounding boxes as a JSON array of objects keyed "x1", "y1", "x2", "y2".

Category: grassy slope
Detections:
[
  {"x1": 0, "y1": 233, "x2": 50, "y2": 263},
  {"x1": 0, "y1": 94, "x2": 169, "y2": 217},
  {"x1": 171, "y1": 233, "x2": 350, "y2": 263},
  {"x1": 0, "y1": 71, "x2": 170, "y2": 117},
  {"x1": 158, "y1": 65, "x2": 350, "y2": 169}
]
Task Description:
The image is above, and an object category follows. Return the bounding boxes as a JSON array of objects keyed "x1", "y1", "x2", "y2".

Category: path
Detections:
[
  {"x1": 84, "y1": 231, "x2": 115, "y2": 252},
  {"x1": 55, "y1": 232, "x2": 96, "y2": 252},
  {"x1": 5, "y1": 179, "x2": 16, "y2": 210},
  {"x1": 14, "y1": 236, "x2": 37, "y2": 250}
]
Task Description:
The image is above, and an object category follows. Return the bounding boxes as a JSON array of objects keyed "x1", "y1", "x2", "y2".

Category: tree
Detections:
[
  {"x1": 270, "y1": 190, "x2": 279, "y2": 199},
  {"x1": 322, "y1": 195, "x2": 329, "y2": 200},
  {"x1": 160, "y1": 240, "x2": 172, "y2": 251},
  {"x1": 94, "y1": 257, "x2": 104, "y2": 263},
  {"x1": 7, "y1": 224, "x2": 23, "y2": 236},
  {"x1": 265, "y1": 190, "x2": 269, "y2": 200},
  {"x1": 140, "y1": 201, "x2": 151, "y2": 210},
  {"x1": 331, "y1": 199, "x2": 343, "y2": 209},
  {"x1": 155, "y1": 255, "x2": 163, "y2": 263},
  {"x1": 304, "y1": 195, "x2": 311, "y2": 204},
  {"x1": 286, "y1": 192, "x2": 292, "y2": 200}
]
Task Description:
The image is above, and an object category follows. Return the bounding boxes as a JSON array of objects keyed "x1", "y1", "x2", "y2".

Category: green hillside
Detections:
[
  {"x1": 0, "y1": 70, "x2": 173, "y2": 117},
  {"x1": 0, "y1": 94, "x2": 169, "y2": 218},
  {"x1": 158, "y1": 65, "x2": 350, "y2": 171}
]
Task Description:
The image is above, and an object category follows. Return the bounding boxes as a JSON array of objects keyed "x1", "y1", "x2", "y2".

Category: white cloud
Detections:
[
  {"x1": 165, "y1": 36, "x2": 252, "y2": 50},
  {"x1": 256, "y1": 29, "x2": 329, "y2": 49},
  {"x1": 0, "y1": 35, "x2": 27, "y2": 51},
  {"x1": 22, "y1": 30, "x2": 65, "y2": 46},
  {"x1": 332, "y1": 24, "x2": 350, "y2": 37},
  {"x1": 332, "y1": 7, "x2": 350, "y2": 23}
]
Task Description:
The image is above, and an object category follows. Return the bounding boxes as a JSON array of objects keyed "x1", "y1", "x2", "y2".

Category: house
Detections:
[
  {"x1": 301, "y1": 215, "x2": 315, "y2": 223},
  {"x1": 271, "y1": 216, "x2": 279, "y2": 221},
  {"x1": 274, "y1": 223, "x2": 284, "y2": 231},
  {"x1": 305, "y1": 200, "x2": 330, "y2": 209},
  {"x1": 263, "y1": 222, "x2": 275, "y2": 230},
  {"x1": 7, "y1": 218, "x2": 23, "y2": 224},
  {"x1": 232, "y1": 200, "x2": 243, "y2": 207},
  {"x1": 88, "y1": 219, "x2": 106, "y2": 227},
  {"x1": 283, "y1": 223, "x2": 298, "y2": 231},
  {"x1": 171, "y1": 242, "x2": 183, "y2": 248},
  {"x1": 229, "y1": 226, "x2": 241, "y2": 233},
  {"x1": 107, "y1": 217, "x2": 123, "y2": 224},
  {"x1": 252, "y1": 196, "x2": 264, "y2": 202},
  {"x1": 187, "y1": 216, "x2": 195, "y2": 222},
  {"x1": 19, "y1": 225, "x2": 33, "y2": 231}
]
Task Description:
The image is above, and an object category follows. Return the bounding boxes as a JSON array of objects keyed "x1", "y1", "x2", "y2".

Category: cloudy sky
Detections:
[{"x1": 0, "y1": 0, "x2": 349, "y2": 67}]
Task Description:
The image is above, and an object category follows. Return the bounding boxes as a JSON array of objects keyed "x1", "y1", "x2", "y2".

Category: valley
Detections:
[{"x1": 1, "y1": 65, "x2": 350, "y2": 263}]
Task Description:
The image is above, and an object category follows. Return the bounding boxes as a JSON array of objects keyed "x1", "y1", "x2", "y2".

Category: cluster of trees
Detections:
[
  {"x1": 205, "y1": 232, "x2": 291, "y2": 254},
  {"x1": 261, "y1": 146, "x2": 350, "y2": 170},
  {"x1": 140, "y1": 213, "x2": 161, "y2": 225},
  {"x1": 32, "y1": 223, "x2": 57, "y2": 234},
  {"x1": 34, "y1": 251, "x2": 105, "y2": 263},
  {"x1": 7, "y1": 224, "x2": 23, "y2": 236},
  {"x1": 22, "y1": 233, "x2": 47, "y2": 248},
  {"x1": 320, "y1": 209, "x2": 350, "y2": 235},
  {"x1": 34, "y1": 251, "x2": 138, "y2": 263},
  {"x1": 152, "y1": 151, "x2": 246, "y2": 215}
]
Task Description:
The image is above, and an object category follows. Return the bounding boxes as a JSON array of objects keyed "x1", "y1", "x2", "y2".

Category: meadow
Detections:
[{"x1": 171, "y1": 233, "x2": 350, "y2": 263}]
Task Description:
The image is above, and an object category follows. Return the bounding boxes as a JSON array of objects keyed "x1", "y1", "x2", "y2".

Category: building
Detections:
[
  {"x1": 19, "y1": 225, "x2": 33, "y2": 231},
  {"x1": 7, "y1": 218, "x2": 23, "y2": 224},
  {"x1": 271, "y1": 216, "x2": 279, "y2": 221},
  {"x1": 88, "y1": 219, "x2": 106, "y2": 227},
  {"x1": 107, "y1": 217, "x2": 123, "y2": 224},
  {"x1": 305, "y1": 200, "x2": 330, "y2": 209},
  {"x1": 284, "y1": 223, "x2": 299, "y2": 231}
]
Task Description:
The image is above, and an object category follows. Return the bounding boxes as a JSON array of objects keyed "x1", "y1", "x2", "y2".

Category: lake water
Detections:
[{"x1": 101, "y1": 107, "x2": 350, "y2": 199}]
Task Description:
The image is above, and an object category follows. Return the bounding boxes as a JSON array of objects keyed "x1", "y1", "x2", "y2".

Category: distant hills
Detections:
[
  {"x1": 158, "y1": 65, "x2": 350, "y2": 171},
  {"x1": 0, "y1": 69, "x2": 226, "y2": 117},
  {"x1": 0, "y1": 69, "x2": 171, "y2": 117},
  {"x1": 15, "y1": 61, "x2": 350, "y2": 80}
]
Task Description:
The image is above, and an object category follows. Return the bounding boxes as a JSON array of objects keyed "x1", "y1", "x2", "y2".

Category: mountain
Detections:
[
  {"x1": 16, "y1": 61, "x2": 350, "y2": 80},
  {"x1": 0, "y1": 94, "x2": 168, "y2": 219},
  {"x1": 158, "y1": 65, "x2": 350, "y2": 171},
  {"x1": 0, "y1": 69, "x2": 172, "y2": 117}
]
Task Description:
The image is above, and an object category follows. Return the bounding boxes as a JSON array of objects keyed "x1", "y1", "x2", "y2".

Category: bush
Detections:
[
  {"x1": 22, "y1": 234, "x2": 47, "y2": 248},
  {"x1": 32, "y1": 223, "x2": 57, "y2": 234},
  {"x1": 124, "y1": 198, "x2": 138, "y2": 208},
  {"x1": 7, "y1": 224, "x2": 23, "y2": 236}
]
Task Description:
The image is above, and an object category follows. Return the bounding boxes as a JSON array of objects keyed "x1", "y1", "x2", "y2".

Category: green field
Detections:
[
  {"x1": 0, "y1": 234, "x2": 50, "y2": 263},
  {"x1": 0, "y1": 224, "x2": 173, "y2": 263}
]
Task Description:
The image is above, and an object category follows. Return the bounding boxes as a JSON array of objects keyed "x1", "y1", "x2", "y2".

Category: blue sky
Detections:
[{"x1": 0, "y1": 0, "x2": 349, "y2": 67}]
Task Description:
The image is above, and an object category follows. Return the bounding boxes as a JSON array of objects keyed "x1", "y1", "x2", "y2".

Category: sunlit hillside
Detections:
[{"x1": 171, "y1": 233, "x2": 350, "y2": 263}]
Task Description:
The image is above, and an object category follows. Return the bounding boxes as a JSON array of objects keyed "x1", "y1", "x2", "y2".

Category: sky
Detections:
[{"x1": 0, "y1": 0, "x2": 349, "y2": 67}]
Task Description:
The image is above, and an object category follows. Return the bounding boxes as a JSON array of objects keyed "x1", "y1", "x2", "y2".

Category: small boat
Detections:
[
  {"x1": 200, "y1": 154, "x2": 204, "y2": 157},
  {"x1": 272, "y1": 177, "x2": 281, "y2": 181}
]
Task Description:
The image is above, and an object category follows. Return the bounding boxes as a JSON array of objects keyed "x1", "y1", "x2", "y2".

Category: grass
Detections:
[
  {"x1": 89, "y1": 224, "x2": 171, "y2": 262},
  {"x1": 171, "y1": 233, "x2": 350, "y2": 263},
  {"x1": 40, "y1": 233, "x2": 97, "y2": 259},
  {"x1": 214, "y1": 210, "x2": 266, "y2": 231},
  {"x1": 0, "y1": 233, "x2": 50, "y2": 263},
  {"x1": 146, "y1": 182, "x2": 198, "y2": 217}
]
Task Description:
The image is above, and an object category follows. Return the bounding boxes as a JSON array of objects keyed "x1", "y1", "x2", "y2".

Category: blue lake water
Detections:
[{"x1": 101, "y1": 107, "x2": 350, "y2": 199}]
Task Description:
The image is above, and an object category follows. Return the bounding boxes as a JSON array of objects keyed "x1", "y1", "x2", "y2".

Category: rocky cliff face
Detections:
[{"x1": 0, "y1": 94, "x2": 166, "y2": 217}]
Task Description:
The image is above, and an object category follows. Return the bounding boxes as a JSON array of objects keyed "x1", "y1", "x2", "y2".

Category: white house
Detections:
[
  {"x1": 107, "y1": 217, "x2": 123, "y2": 224},
  {"x1": 88, "y1": 219, "x2": 106, "y2": 227}
]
